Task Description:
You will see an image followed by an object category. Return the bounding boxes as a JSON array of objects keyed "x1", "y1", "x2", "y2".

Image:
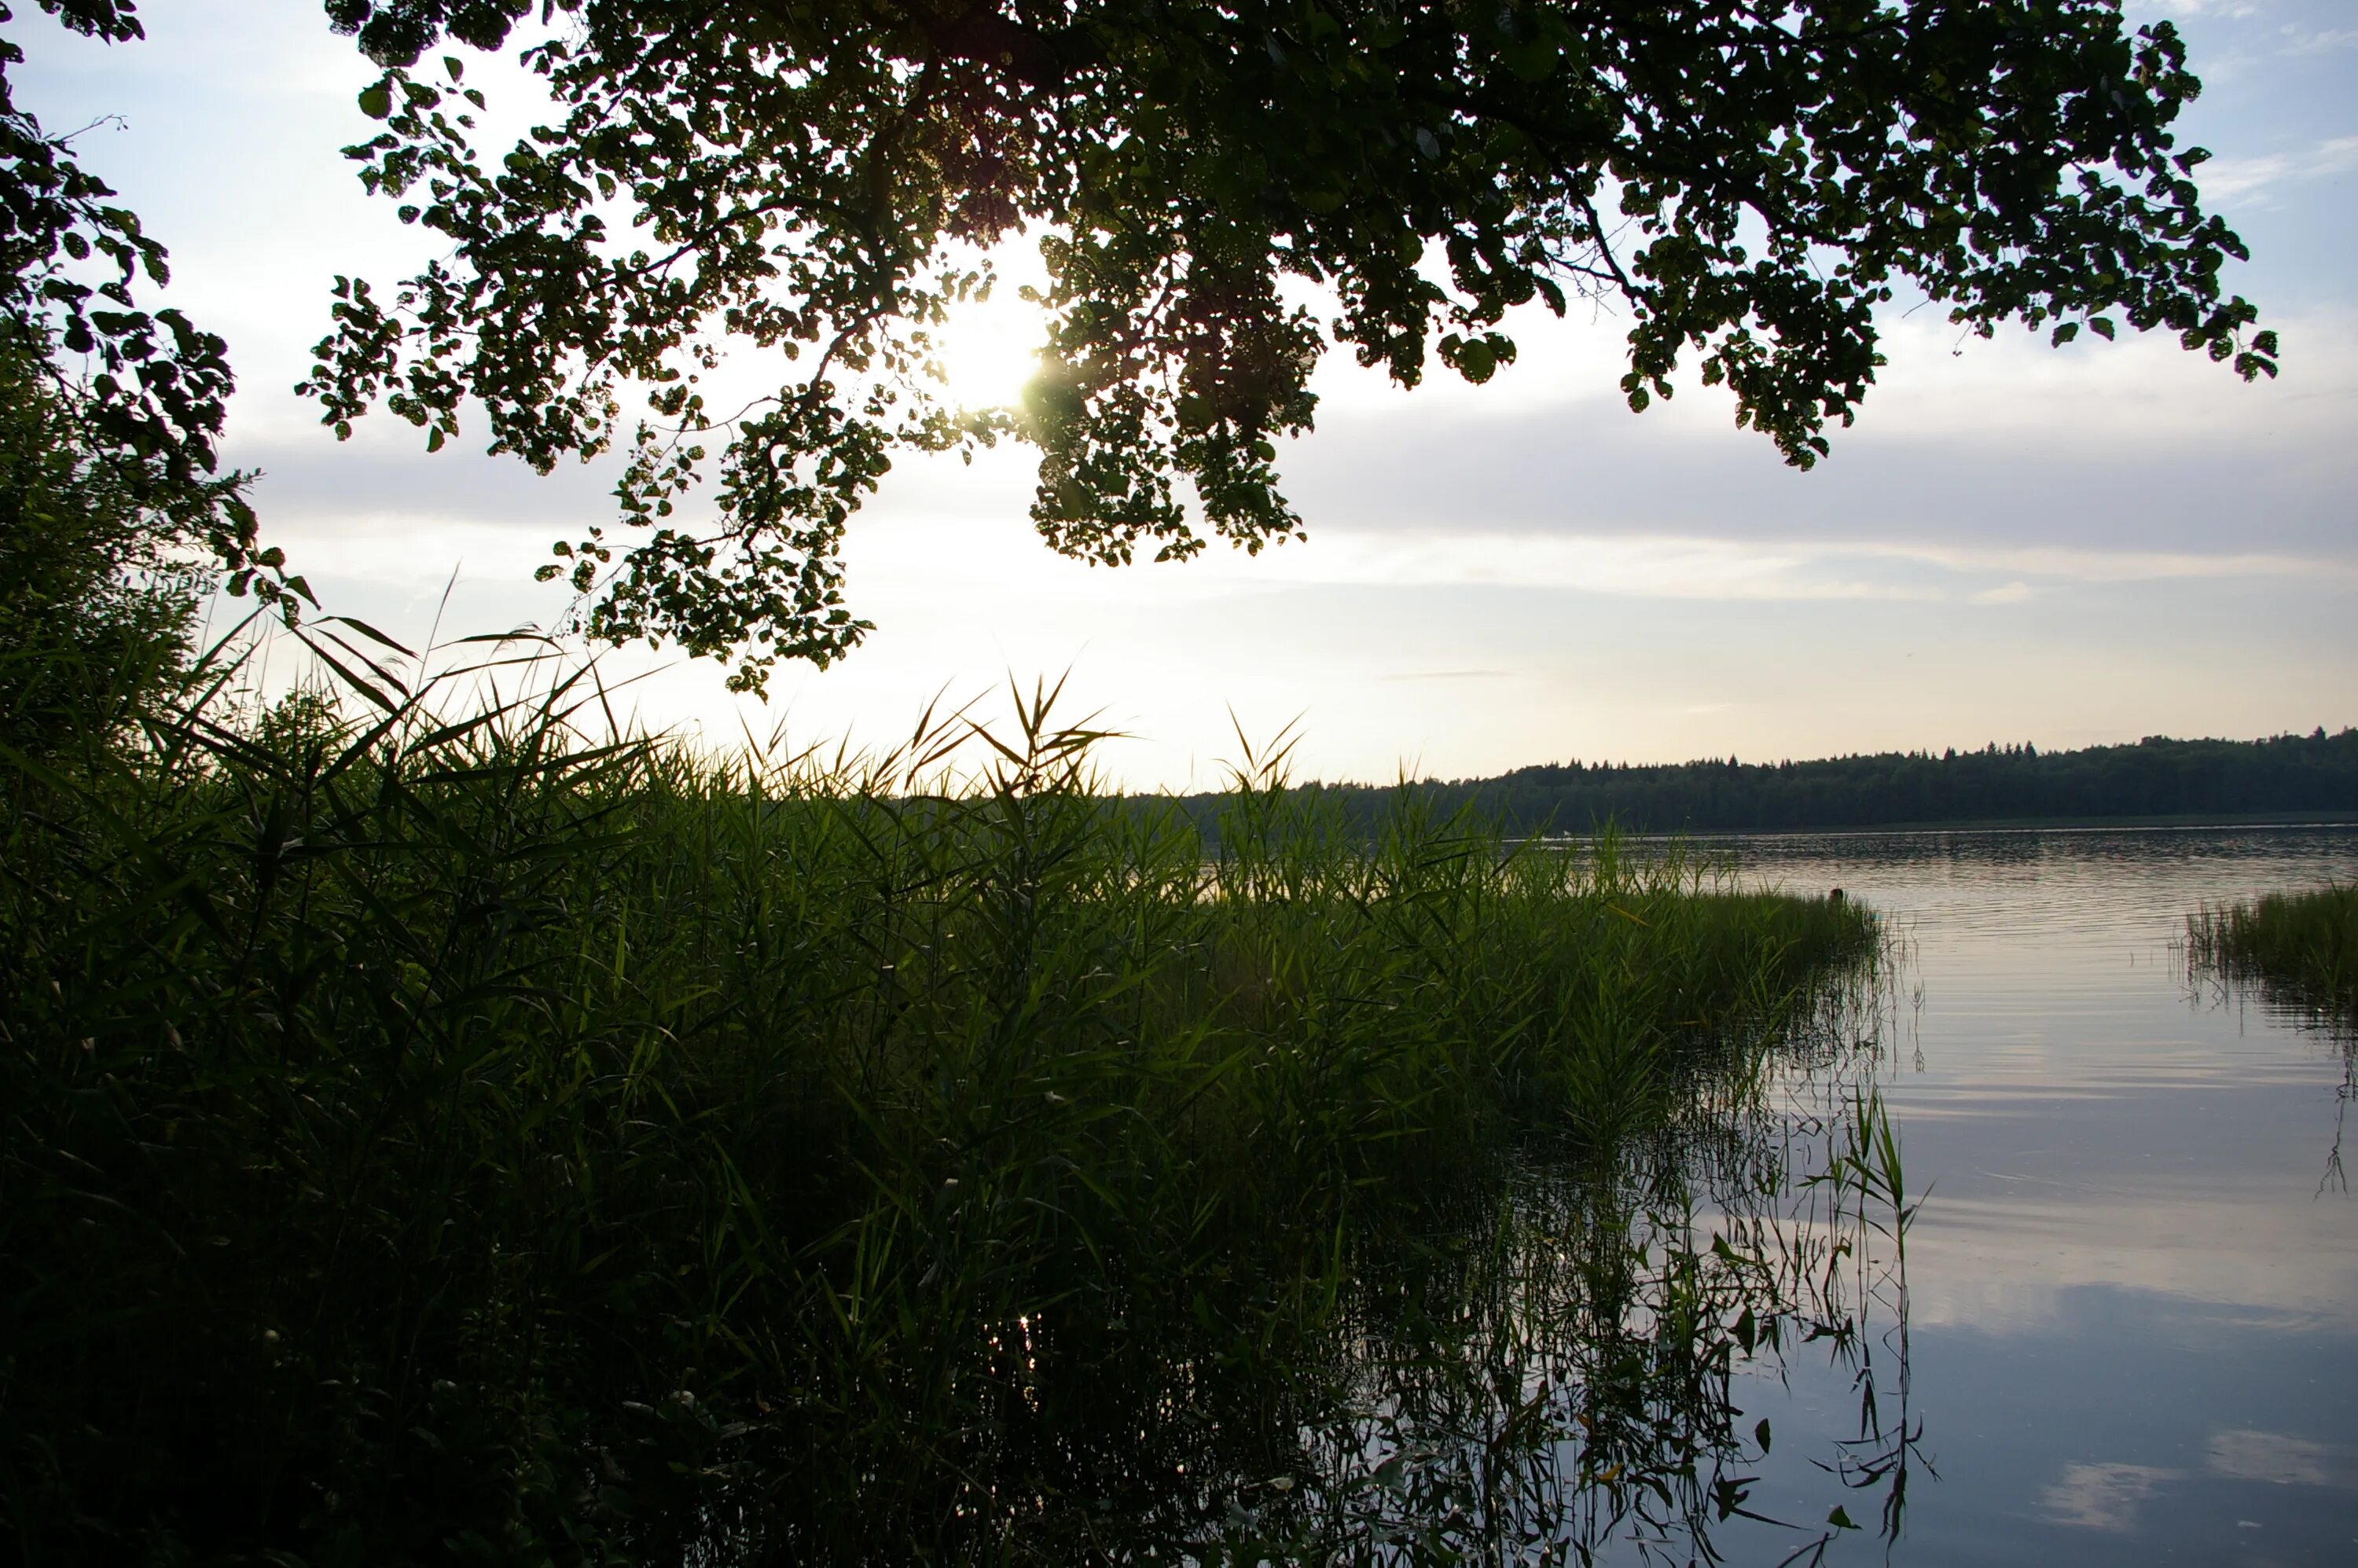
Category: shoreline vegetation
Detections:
[
  {"x1": 1, "y1": 641, "x2": 1882, "y2": 1561},
  {"x1": 2189, "y1": 884, "x2": 2358, "y2": 1023},
  {"x1": 1157, "y1": 729, "x2": 2358, "y2": 841}
]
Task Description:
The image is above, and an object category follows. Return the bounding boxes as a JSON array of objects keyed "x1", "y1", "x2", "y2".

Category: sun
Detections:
[{"x1": 932, "y1": 292, "x2": 1049, "y2": 412}]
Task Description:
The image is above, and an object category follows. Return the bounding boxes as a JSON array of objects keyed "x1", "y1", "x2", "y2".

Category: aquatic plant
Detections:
[
  {"x1": 0, "y1": 628, "x2": 1877, "y2": 1562},
  {"x1": 1156, "y1": 987, "x2": 1924, "y2": 1566},
  {"x1": 2187, "y1": 883, "x2": 2358, "y2": 1021},
  {"x1": 2188, "y1": 883, "x2": 2358, "y2": 1200}
]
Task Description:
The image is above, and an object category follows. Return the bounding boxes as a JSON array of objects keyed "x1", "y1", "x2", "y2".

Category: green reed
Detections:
[
  {"x1": 0, "y1": 626, "x2": 1875, "y2": 1563},
  {"x1": 1155, "y1": 987, "x2": 1924, "y2": 1566},
  {"x1": 2187, "y1": 883, "x2": 2358, "y2": 1021}
]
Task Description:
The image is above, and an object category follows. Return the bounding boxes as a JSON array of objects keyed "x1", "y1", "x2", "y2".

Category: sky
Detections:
[{"x1": 14, "y1": 0, "x2": 2357, "y2": 790}]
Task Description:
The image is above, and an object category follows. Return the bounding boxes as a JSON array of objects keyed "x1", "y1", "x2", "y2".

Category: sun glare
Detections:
[{"x1": 933, "y1": 293, "x2": 1048, "y2": 411}]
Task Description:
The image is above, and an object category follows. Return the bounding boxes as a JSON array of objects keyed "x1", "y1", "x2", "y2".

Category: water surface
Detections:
[{"x1": 1709, "y1": 824, "x2": 2358, "y2": 1566}]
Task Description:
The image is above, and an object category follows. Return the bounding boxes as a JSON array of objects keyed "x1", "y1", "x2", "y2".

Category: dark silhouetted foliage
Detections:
[
  {"x1": 1167, "y1": 729, "x2": 2358, "y2": 839},
  {"x1": 0, "y1": 336, "x2": 204, "y2": 748},
  {"x1": 0, "y1": 1, "x2": 299, "y2": 611},
  {"x1": 0, "y1": 658, "x2": 1874, "y2": 1561},
  {"x1": 295, "y1": 0, "x2": 2273, "y2": 688}
]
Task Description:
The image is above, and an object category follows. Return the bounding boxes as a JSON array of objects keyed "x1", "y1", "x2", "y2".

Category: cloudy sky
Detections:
[{"x1": 17, "y1": 0, "x2": 2356, "y2": 788}]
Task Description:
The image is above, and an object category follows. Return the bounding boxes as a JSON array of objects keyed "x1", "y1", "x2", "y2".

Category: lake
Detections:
[
  {"x1": 1057, "y1": 824, "x2": 2358, "y2": 1564},
  {"x1": 1688, "y1": 824, "x2": 2358, "y2": 1566}
]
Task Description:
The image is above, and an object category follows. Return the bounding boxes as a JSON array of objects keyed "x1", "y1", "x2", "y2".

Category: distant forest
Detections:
[{"x1": 1163, "y1": 729, "x2": 2358, "y2": 837}]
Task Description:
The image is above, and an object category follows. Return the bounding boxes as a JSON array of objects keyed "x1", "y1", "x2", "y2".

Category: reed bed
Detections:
[
  {"x1": 0, "y1": 631, "x2": 1875, "y2": 1562},
  {"x1": 2187, "y1": 883, "x2": 2358, "y2": 1020}
]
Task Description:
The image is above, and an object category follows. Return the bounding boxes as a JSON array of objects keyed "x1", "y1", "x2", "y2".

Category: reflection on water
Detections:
[
  {"x1": 1713, "y1": 824, "x2": 2358, "y2": 1566},
  {"x1": 2185, "y1": 901, "x2": 2358, "y2": 1203},
  {"x1": 758, "y1": 827, "x2": 2358, "y2": 1562},
  {"x1": 1102, "y1": 973, "x2": 1927, "y2": 1566},
  {"x1": 1307, "y1": 1097, "x2": 1919, "y2": 1565}
]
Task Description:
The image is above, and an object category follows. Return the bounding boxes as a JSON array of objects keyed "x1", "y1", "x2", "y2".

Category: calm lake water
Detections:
[
  {"x1": 693, "y1": 821, "x2": 2358, "y2": 1562},
  {"x1": 1695, "y1": 824, "x2": 2358, "y2": 1566}
]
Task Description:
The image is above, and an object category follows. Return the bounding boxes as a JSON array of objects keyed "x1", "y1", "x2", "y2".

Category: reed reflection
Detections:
[
  {"x1": 964, "y1": 963, "x2": 1931, "y2": 1566},
  {"x1": 2187, "y1": 887, "x2": 2358, "y2": 1199}
]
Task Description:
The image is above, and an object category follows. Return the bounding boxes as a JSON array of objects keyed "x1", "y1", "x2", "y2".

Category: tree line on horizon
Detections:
[{"x1": 1159, "y1": 729, "x2": 2358, "y2": 837}]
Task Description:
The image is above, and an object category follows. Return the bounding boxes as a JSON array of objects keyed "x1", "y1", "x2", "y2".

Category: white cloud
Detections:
[
  {"x1": 2042, "y1": 1463, "x2": 2184, "y2": 1532},
  {"x1": 1194, "y1": 529, "x2": 2354, "y2": 602},
  {"x1": 1856, "y1": 539, "x2": 2358, "y2": 586},
  {"x1": 2130, "y1": 1, "x2": 2262, "y2": 18},
  {"x1": 2205, "y1": 1428, "x2": 2358, "y2": 1489},
  {"x1": 2201, "y1": 135, "x2": 2358, "y2": 203},
  {"x1": 1208, "y1": 531, "x2": 1935, "y2": 602},
  {"x1": 2279, "y1": 26, "x2": 2358, "y2": 55},
  {"x1": 2173, "y1": 1, "x2": 2256, "y2": 10}
]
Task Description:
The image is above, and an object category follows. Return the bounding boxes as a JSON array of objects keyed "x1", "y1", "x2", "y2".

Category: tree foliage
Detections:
[
  {"x1": 0, "y1": 333, "x2": 205, "y2": 747},
  {"x1": 0, "y1": 0, "x2": 300, "y2": 615},
  {"x1": 302, "y1": 0, "x2": 2274, "y2": 692},
  {"x1": 1, "y1": 0, "x2": 313, "y2": 741}
]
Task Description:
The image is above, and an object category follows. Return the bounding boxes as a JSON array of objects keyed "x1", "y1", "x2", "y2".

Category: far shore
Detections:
[{"x1": 1541, "y1": 811, "x2": 2358, "y2": 842}]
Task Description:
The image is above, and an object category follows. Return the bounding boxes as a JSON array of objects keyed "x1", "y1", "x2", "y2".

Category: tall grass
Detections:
[
  {"x1": 1, "y1": 629, "x2": 1875, "y2": 1562},
  {"x1": 2187, "y1": 883, "x2": 2358, "y2": 1020}
]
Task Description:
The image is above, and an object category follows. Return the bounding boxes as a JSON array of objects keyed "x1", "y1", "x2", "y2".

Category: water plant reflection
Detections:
[
  {"x1": 1132, "y1": 992, "x2": 1927, "y2": 1565},
  {"x1": 881, "y1": 966, "x2": 1926, "y2": 1564},
  {"x1": 2187, "y1": 887, "x2": 2358, "y2": 1198}
]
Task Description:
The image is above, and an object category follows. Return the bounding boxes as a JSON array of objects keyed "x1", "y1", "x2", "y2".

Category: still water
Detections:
[
  {"x1": 1700, "y1": 824, "x2": 2358, "y2": 1566},
  {"x1": 771, "y1": 824, "x2": 2357, "y2": 1562}
]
